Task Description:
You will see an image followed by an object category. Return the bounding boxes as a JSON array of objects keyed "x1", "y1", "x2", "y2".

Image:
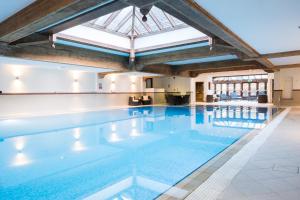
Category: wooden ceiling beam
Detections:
[
  {"x1": 123, "y1": 0, "x2": 160, "y2": 7},
  {"x1": 138, "y1": 64, "x2": 188, "y2": 77},
  {"x1": 0, "y1": 42, "x2": 128, "y2": 71},
  {"x1": 44, "y1": 0, "x2": 128, "y2": 34},
  {"x1": 242, "y1": 50, "x2": 300, "y2": 61},
  {"x1": 276, "y1": 63, "x2": 300, "y2": 69},
  {"x1": 9, "y1": 33, "x2": 51, "y2": 47},
  {"x1": 188, "y1": 65, "x2": 263, "y2": 78},
  {"x1": 135, "y1": 45, "x2": 240, "y2": 69},
  {"x1": 0, "y1": 0, "x2": 128, "y2": 43},
  {"x1": 156, "y1": 0, "x2": 275, "y2": 70},
  {"x1": 173, "y1": 60, "x2": 262, "y2": 73}
]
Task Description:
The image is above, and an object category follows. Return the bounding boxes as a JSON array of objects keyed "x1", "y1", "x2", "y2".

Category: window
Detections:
[
  {"x1": 258, "y1": 82, "x2": 266, "y2": 95},
  {"x1": 235, "y1": 83, "x2": 241, "y2": 96},
  {"x1": 221, "y1": 84, "x2": 227, "y2": 94},
  {"x1": 216, "y1": 84, "x2": 221, "y2": 95},
  {"x1": 250, "y1": 83, "x2": 257, "y2": 96},
  {"x1": 145, "y1": 78, "x2": 153, "y2": 88},
  {"x1": 228, "y1": 84, "x2": 234, "y2": 95},
  {"x1": 242, "y1": 83, "x2": 249, "y2": 97}
]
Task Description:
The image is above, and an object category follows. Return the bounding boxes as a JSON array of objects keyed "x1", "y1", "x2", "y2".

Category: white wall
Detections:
[
  {"x1": 98, "y1": 74, "x2": 144, "y2": 93},
  {"x1": 152, "y1": 76, "x2": 191, "y2": 93},
  {"x1": 0, "y1": 65, "x2": 97, "y2": 93},
  {"x1": 274, "y1": 68, "x2": 300, "y2": 90},
  {"x1": 0, "y1": 57, "x2": 147, "y2": 118}
]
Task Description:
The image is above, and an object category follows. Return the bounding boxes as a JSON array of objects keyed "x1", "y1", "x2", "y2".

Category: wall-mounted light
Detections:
[
  {"x1": 74, "y1": 79, "x2": 78, "y2": 83},
  {"x1": 15, "y1": 76, "x2": 20, "y2": 80}
]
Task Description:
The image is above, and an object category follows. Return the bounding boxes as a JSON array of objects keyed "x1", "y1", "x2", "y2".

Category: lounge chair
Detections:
[
  {"x1": 140, "y1": 95, "x2": 152, "y2": 105},
  {"x1": 129, "y1": 96, "x2": 141, "y2": 106}
]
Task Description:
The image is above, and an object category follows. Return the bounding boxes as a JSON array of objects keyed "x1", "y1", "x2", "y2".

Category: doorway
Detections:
[{"x1": 195, "y1": 82, "x2": 204, "y2": 102}]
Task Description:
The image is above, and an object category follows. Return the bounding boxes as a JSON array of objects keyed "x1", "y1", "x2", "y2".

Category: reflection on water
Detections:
[{"x1": 0, "y1": 106, "x2": 277, "y2": 200}]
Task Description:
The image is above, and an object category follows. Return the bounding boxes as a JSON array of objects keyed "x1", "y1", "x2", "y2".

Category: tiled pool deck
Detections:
[
  {"x1": 179, "y1": 107, "x2": 300, "y2": 200},
  {"x1": 215, "y1": 108, "x2": 300, "y2": 200}
]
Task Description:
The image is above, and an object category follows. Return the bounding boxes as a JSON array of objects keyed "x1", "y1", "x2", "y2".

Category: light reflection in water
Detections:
[
  {"x1": 72, "y1": 128, "x2": 86, "y2": 151},
  {"x1": 12, "y1": 153, "x2": 31, "y2": 167}
]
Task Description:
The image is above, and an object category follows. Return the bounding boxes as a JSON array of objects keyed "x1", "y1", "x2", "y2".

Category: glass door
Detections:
[
  {"x1": 250, "y1": 83, "x2": 258, "y2": 97},
  {"x1": 242, "y1": 83, "x2": 249, "y2": 97},
  {"x1": 258, "y1": 82, "x2": 266, "y2": 95},
  {"x1": 235, "y1": 83, "x2": 241, "y2": 97}
]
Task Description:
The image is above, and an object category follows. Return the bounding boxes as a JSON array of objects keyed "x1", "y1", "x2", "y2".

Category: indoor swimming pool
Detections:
[{"x1": 0, "y1": 106, "x2": 278, "y2": 200}]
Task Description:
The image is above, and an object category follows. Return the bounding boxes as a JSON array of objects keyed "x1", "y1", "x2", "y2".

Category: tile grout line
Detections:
[{"x1": 185, "y1": 107, "x2": 291, "y2": 200}]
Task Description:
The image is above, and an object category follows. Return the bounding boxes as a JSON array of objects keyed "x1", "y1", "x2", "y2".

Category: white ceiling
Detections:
[
  {"x1": 195, "y1": 0, "x2": 300, "y2": 55},
  {"x1": 269, "y1": 55, "x2": 300, "y2": 66},
  {"x1": 0, "y1": 0, "x2": 36, "y2": 23}
]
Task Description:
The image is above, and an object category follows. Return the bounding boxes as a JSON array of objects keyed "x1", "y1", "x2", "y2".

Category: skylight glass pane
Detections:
[
  {"x1": 106, "y1": 6, "x2": 132, "y2": 31},
  {"x1": 117, "y1": 15, "x2": 132, "y2": 34},
  {"x1": 135, "y1": 18, "x2": 148, "y2": 35},
  {"x1": 146, "y1": 14, "x2": 160, "y2": 32},
  {"x1": 151, "y1": 7, "x2": 172, "y2": 29},
  {"x1": 93, "y1": 13, "x2": 111, "y2": 26}
]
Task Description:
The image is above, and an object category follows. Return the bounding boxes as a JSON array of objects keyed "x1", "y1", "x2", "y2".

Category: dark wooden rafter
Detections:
[
  {"x1": 9, "y1": 33, "x2": 52, "y2": 47},
  {"x1": 275, "y1": 64, "x2": 300, "y2": 69},
  {"x1": 173, "y1": 60, "x2": 262, "y2": 73},
  {"x1": 155, "y1": 0, "x2": 275, "y2": 70},
  {"x1": 42, "y1": 0, "x2": 129, "y2": 34},
  {"x1": 242, "y1": 50, "x2": 300, "y2": 61},
  {"x1": 135, "y1": 45, "x2": 242, "y2": 69},
  {"x1": 123, "y1": 0, "x2": 160, "y2": 7},
  {"x1": 0, "y1": 42, "x2": 128, "y2": 71},
  {"x1": 189, "y1": 65, "x2": 263, "y2": 78},
  {"x1": 140, "y1": 64, "x2": 177, "y2": 76},
  {"x1": 0, "y1": 0, "x2": 129, "y2": 43}
]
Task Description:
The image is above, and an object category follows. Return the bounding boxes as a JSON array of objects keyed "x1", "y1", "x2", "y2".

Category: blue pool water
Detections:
[{"x1": 0, "y1": 106, "x2": 277, "y2": 200}]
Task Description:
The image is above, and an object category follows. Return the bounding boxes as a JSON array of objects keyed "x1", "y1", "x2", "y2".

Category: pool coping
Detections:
[
  {"x1": 0, "y1": 102, "x2": 277, "y2": 120},
  {"x1": 156, "y1": 107, "x2": 289, "y2": 200},
  {"x1": 0, "y1": 104, "x2": 169, "y2": 120}
]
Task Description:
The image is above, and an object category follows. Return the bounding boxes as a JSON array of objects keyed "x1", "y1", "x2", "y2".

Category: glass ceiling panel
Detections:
[
  {"x1": 83, "y1": 5, "x2": 189, "y2": 38},
  {"x1": 106, "y1": 7, "x2": 132, "y2": 31},
  {"x1": 146, "y1": 14, "x2": 161, "y2": 32}
]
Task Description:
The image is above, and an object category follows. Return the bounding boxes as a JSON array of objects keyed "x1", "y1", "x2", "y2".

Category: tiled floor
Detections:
[{"x1": 217, "y1": 108, "x2": 300, "y2": 200}]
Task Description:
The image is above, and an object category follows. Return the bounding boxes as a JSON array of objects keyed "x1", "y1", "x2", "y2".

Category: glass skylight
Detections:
[
  {"x1": 58, "y1": 5, "x2": 206, "y2": 53},
  {"x1": 83, "y1": 6, "x2": 188, "y2": 38}
]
